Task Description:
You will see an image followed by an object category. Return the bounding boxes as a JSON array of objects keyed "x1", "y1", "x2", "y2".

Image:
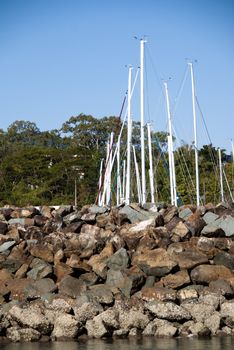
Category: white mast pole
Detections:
[
  {"x1": 122, "y1": 159, "x2": 126, "y2": 203},
  {"x1": 147, "y1": 123, "x2": 155, "y2": 204},
  {"x1": 125, "y1": 65, "x2": 133, "y2": 205},
  {"x1": 189, "y1": 62, "x2": 200, "y2": 207},
  {"x1": 140, "y1": 39, "x2": 146, "y2": 205},
  {"x1": 105, "y1": 139, "x2": 110, "y2": 205},
  {"x1": 218, "y1": 148, "x2": 224, "y2": 202},
  {"x1": 167, "y1": 135, "x2": 174, "y2": 205},
  {"x1": 132, "y1": 145, "x2": 142, "y2": 204},
  {"x1": 164, "y1": 82, "x2": 177, "y2": 206},
  {"x1": 98, "y1": 158, "x2": 104, "y2": 206},
  {"x1": 116, "y1": 138, "x2": 122, "y2": 206}
]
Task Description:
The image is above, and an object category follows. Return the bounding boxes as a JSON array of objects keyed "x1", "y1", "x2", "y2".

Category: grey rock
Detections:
[
  {"x1": 179, "y1": 207, "x2": 193, "y2": 220},
  {"x1": 154, "y1": 319, "x2": 178, "y2": 337},
  {"x1": 145, "y1": 301, "x2": 191, "y2": 321},
  {"x1": 86, "y1": 316, "x2": 108, "y2": 338},
  {"x1": 119, "y1": 205, "x2": 151, "y2": 224},
  {"x1": 89, "y1": 205, "x2": 108, "y2": 215},
  {"x1": 52, "y1": 313, "x2": 79, "y2": 339},
  {"x1": 219, "y1": 216, "x2": 234, "y2": 237},
  {"x1": 182, "y1": 302, "x2": 215, "y2": 323},
  {"x1": 106, "y1": 248, "x2": 129, "y2": 270},
  {"x1": 59, "y1": 276, "x2": 87, "y2": 298},
  {"x1": 202, "y1": 212, "x2": 219, "y2": 224},
  {"x1": 74, "y1": 301, "x2": 103, "y2": 323},
  {"x1": 204, "y1": 312, "x2": 221, "y2": 335},
  {"x1": 87, "y1": 284, "x2": 114, "y2": 305},
  {"x1": 118, "y1": 309, "x2": 149, "y2": 330},
  {"x1": 24, "y1": 278, "x2": 57, "y2": 299},
  {"x1": 0, "y1": 241, "x2": 16, "y2": 253},
  {"x1": 63, "y1": 211, "x2": 82, "y2": 225},
  {"x1": 6, "y1": 327, "x2": 41, "y2": 342},
  {"x1": 27, "y1": 258, "x2": 52, "y2": 279}
]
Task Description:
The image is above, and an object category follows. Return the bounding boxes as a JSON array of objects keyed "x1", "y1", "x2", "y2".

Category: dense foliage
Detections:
[{"x1": 0, "y1": 115, "x2": 233, "y2": 207}]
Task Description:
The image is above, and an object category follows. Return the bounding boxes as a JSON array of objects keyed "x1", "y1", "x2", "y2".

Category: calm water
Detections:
[{"x1": 1, "y1": 338, "x2": 234, "y2": 350}]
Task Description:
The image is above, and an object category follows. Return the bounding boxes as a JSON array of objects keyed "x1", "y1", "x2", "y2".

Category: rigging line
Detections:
[
  {"x1": 145, "y1": 45, "x2": 164, "y2": 91},
  {"x1": 172, "y1": 65, "x2": 189, "y2": 116},
  {"x1": 195, "y1": 96, "x2": 219, "y2": 175},
  {"x1": 177, "y1": 156, "x2": 195, "y2": 204},
  {"x1": 144, "y1": 51, "x2": 151, "y2": 124},
  {"x1": 177, "y1": 147, "x2": 196, "y2": 204}
]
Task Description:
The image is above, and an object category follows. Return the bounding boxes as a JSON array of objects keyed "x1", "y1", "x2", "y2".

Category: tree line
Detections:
[{"x1": 0, "y1": 115, "x2": 233, "y2": 207}]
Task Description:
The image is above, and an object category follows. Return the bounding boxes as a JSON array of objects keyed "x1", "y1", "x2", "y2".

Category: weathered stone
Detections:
[
  {"x1": 154, "y1": 213, "x2": 164, "y2": 227},
  {"x1": 198, "y1": 293, "x2": 221, "y2": 309},
  {"x1": 191, "y1": 265, "x2": 234, "y2": 284},
  {"x1": 203, "y1": 212, "x2": 219, "y2": 224},
  {"x1": 179, "y1": 207, "x2": 193, "y2": 221},
  {"x1": 118, "y1": 309, "x2": 149, "y2": 330},
  {"x1": 52, "y1": 313, "x2": 79, "y2": 339},
  {"x1": 89, "y1": 205, "x2": 108, "y2": 215},
  {"x1": 163, "y1": 206, "x2": 178, "y2": 224},
  {"x1": 119, "y1": 205, "x2": 151, "y2": 224},
  {"x1": 87, "y1": 243, "x2": 114, "y2": 279},
  {"x1": 214, "y1": 251, "x2": 234, "y2": 270},
  {"x1": 132, "y1": 248, "x2": 177, "y2": 277},
  {"x1": 141, "y1": 287, "x2": 177, "y2": 302},
  {"x1": 0, "y1": 259, "x2": 22, "y2": 273},
  {"x1": 162, "y1": 270, "x2": 190, "y2": 289},
  {"x1": 0, "y1": 222, "x2": 8, "y2": 234},
  {"x1": 204, "y1": 312, "x2": 220, "y2": 334},
  {"x1": 27, "y1": 258, "x2": 52, "y2": 279},
  {"x1": 0, "y1": 241, "x2": 16, "y2": 253},
  {"x1": 177, "y1": 287, "x2": 199, "y2": 303},
  {"x1": 6, "y1": 327, "x2": 41, "y2": 342},
  {"x1": 219, "y1": 216, "x2": 234, "y2": 237},
  {"x1": 182, "y1": 302, "x2": 215, "y2": 323},
  {"x1": 78, "y1": 224, "x2": 100, "y2": 258},
  {"x1": 8, "y1": 218, "x2": 34, "y2": 227},
  {"x1": 74, "y1": 301, "x2": 103, "y2": 323},
  {"x1": 46, "y1": 297, "x2": 72, "y2": 313},
  {"x1": 169, "y1": 249, "x2": 208, "y2": 269},
  {"x1": 87, "y1": 284, "x2": 114, "y2": 304},
  {"x1": 171, "y1": 221, "x2": 190, "y2": 240},
  {"x1": 154, "y1": 319, "x2": 178, "y2": 337},
  {"x1": 185, "y1": 212, "x2": 206, "y2": 235},
  {"x1": 86, "y1": 316, "x2": 108, "y2": 338},
  {"x1": 63, "y1": 221, "x2": 84, "y2": 234},
  {"x1": 220, "y1": 301, "x2": 234, "y2": 319},
  {"x1": 24, "y1": 278, "x2": 57, "y2": 299},
  {"x1": 208, "y1": 279, "x2": 234, "y2": 297},
  {"x1": 63, "y1": 211, "x2": 82, "y2": 225},
  {"x1": 55, "y1": 205, "x2": 73, "y2": 217},
  {"x1": 54, "y1": 262, "x2": 73, "y2": 282},
  {"x1": 59, "y1": 276, "x2": 87, "y2": 298},
  {"x1": 106, "y1": 248, "x2": 129, "y2": 270},
  {"x1": 129, "y1": 218, "x2": 155, "y2": 233},
  {"x1": 8, "y1": 304, "x2": 52, "y2": 334},
  {"x1": 201, "y1": 224, "x2": 225, "y2": 237},
  {"x1": 29, "y1": 243, "x2": 54, "y2": 263},
  {"x1": 145, "y1": 301, "x2": 191, "y2": 321},
  {"x1": 96, "y1": 214, "x2": 109, "y2": 228},
  {"x1": 120, "y1": 226, "x2": 147, "y2": 251},
  {"x1": 99, "y1": 308, "x2": 119, "y2": 329},
  {"x1": 34, "y1": 215, "x2": 48, "y2": 227}
]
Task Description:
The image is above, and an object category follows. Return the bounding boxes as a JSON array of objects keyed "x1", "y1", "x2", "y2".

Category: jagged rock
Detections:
[
  {"x1": 154, "y1": 319, "x2": 178, "y2": 337},
  {"x1": 8, "y1": 218, "x2": 35, "y2": 227},
  {"x1": 24, "y1": 278, "x2": 57, "y2": 299},
  {"x1": 58, "y1": 276, "x2": 87, "y2": 298},
  {"x1": 162, "y1": 270, "x2": 190, "y2": 289},
  {"x1": 185, "y1": 212, "x2": 206, "y2": 235},
  {"x1": 54, "y1": 262, "x2": 73, "y2": 282},
  {"x1": 179, "y1": 207, "x2": 193, "y2": 221},
  {"x1": 141, "y1": 287, "x2": 177, "y2": 302},
  {"x1": 74, "y1": 301, "x2": 103, "y2": 323},
  {"x1": 0, "y1": 222, "x2": 8, "y2": 234},
  {"x1": 163, "y1": 206, "x2": 178, "y2": 224},
  {"x1": 208, "y1": 279, "x2": 234, "y2": 297},
  {"x1": 63, "y1": 221, "x2": 84, "y2": 233},
  {"x1": 190, "y1": 265, "x2": 234, "y2": 284},
  {"x1": 52, "y1": 313, "x2": 79, "y2": 339},
  {"x1": 81, "y1": 213, "x2": 96, "y2": 223},
  {"x1": 201, "y1": 224, "x2": 225, "y2": 237},
  {"x1": 0, "y1": 259, "x2": 22, "y2": 273},
  {"x1": 63, "y1": 211, "x2": 82, "y2": 225},
  {"x1": 198, "y1": 293, "x2": 221, "y2": 309},
  {"x1": 96, "y1": 214, "x2": 109, "y2": 228},
  {"x1": 145, "y1": 301, "x2": 191, "y2": 321},
  {"x1": 34, "y1": 215, "x2": 48, "y2": 227},
  {"x1": 98, "y1": 308, "x2": 119, "y2": 329},
  {"x1": 129, "y1": 218, "x2": 155, "y2": 233},
  {"x1": 78, "y1": 224, "x2": 100, "y2": 258},
  {"x1": 154, "y1": 213, "x2": 164, "y2": 227},
  {"x1": 182, "y1": 302, "x2": 215, "y2": 323},
  {"x1": 29, "y1": 243, "x2": 54, "y2": 263},
  {"x1": 218, "y1": 216, "x2": 234, "y2": 237},
  {"x1": 0, "y1": 241, "x2": 16, "y2": 253},
  {"x1": 46, "y1": 297, "x2": 72, "y2": 313},
  {"x1": 89, "y1": 205, "x2": 108, "y2": 215},
  {"x1": 220, "y1": 301, "x2": 234, "y2": 319},
  {"x1": 213, "y1": 251, "x2": 234, "y2": 270},
  {"x1": 87, "y1": 284, "x2": 114, "y2": 304},
  {"x1": 87, "y1": 243, "x2": 114, "y2": 279},
  {"x1": 118, "y1": 309, "x2": 149, "y2": 330},
  {"x1": 27, "y1": 258, "x2": 52, "y2": 279},
  {"x1": 86, "y1": 315, "x2": 108, "y2": 338},
  {"x1": 204, "y1": 312, "x2": 220, "y2": 335},
  {"x1": 169, "y1": 248, "x2": 208, "y2": 269},
  {"x1": 177, "y1": 287, "x2": 199, "y2": 303},
  {"x1": 8, "y1": 304, "x2": 52, "y2": 334},
  {"x1": 203, "y1": 212, "x2": 219, "y2": 224},
  {"x1": 55, "y1": 205, "x2": 73, "y2": 217},
  {"x1": 171, "y1": 221, "x2": 190, "y2": 241},
  {"x1": 119, "y1": 206, "x2": 151, "y2": 224},
  {"x1": 6, "y1": 327, "x2": 41, "y2": 342},
  {"x1": 106, "y1": 248, "x2": 129, "y2": 270},
  {"x1": 132, "y1": 248, "x2": 177, "y2": 277}
]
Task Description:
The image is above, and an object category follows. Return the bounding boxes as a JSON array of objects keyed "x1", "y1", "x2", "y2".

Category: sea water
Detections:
[{"x1": 1, "y1": 337, "x2": 234, "y2": 350}]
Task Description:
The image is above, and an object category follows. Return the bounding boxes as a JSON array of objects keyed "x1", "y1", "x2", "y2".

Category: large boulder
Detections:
[
  {"x1": 58, "y1": 276, "x2": 87, "y2": 298},
  {"x1": 145, "y1": 301, "x2": 191, "y2": 321},
  {"x1": 51, "y1": 313, "x2": 79, "y2": 339},
  {"x1": 87, "y1": 243, "x2": 114, "y2": 279},
  {"x1": 132, "y1": 248, "x2": 177, "y2": 277},
  {"x1": 6, "y1": 327, "x2": 41, "y2": 342},
  {"x1": 190, "y1": 265, "x2": 234, "y2": 284}
]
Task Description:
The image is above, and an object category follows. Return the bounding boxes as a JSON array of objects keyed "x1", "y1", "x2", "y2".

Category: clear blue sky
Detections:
[{"x1": 0, "y1": 0, "x2": 233, "y2": 152}]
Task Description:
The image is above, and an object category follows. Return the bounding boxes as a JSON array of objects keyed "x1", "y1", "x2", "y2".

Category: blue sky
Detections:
[{"x1": 0, "y1": 0, "x2": 233, "y2": 152}]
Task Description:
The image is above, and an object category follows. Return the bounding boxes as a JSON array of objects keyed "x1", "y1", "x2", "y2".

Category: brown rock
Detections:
[
  {"x1": 162, "y1": 270, "x2": 191, "y2": 289},
  {"x1": 66, "y1": 254, "x2": 91, "y2": 273},
  {"x1": 132, "y1": 248, "x2": 177, "y2": 277},
  {"x1": 171, "y1": 221, "x2": 190, "y2": 241},
  {"x1": 170, "y1": 249, "x2": 209, "y2": 269},
  {"x1": 191, "y1": 265, "x2": 234, "y2": 284},
  {"x1": 141, "y1": 286, "x2": 177, "y2": 302},
  {"x1": 88, "y1": 243, "x2": 114, "y2": 279},
  {"x1": 58, "y1": 275, "x2": 87, "y2": 298},
  {"x1": 15, "y1": 263, "x2": 29, "y2": 278},
  {"x1": 30, "y1": 243, "x2": 54, "y2": 263},
  {"x1": 163, "y1": 206, "x2": 178, "y2": 224},
  {"x1": 120, "y1": 225, "x2": 147, "y2": 251},
  {"x1": 185, "y1": 212, "x2": 206, "y2": 235},
  {"x1": 54, "y1": 262, "x2": 73, "y2": 282}
]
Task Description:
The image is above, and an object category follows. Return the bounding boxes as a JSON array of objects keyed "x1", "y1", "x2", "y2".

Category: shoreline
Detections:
[{"x1": 0, "y1": 202, "x2": 234, "y2": 341}]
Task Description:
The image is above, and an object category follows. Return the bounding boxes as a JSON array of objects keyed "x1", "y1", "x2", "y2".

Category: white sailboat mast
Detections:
[
  {"x1": 147, "y1": 123, "x2": 155, "y2": 204},
  {"x1": 140, "y1": 39, "x2": 146, "y2": 205},
  {"x1": 164, "y1": 82, "x2": 177, "y2": 206},
  {"x1": 189, "y1": 62, "x2": 200, "y2": 207},
  {"x1": 125, "y1": 65, "x2": 133, "y2": 205},
  {"x1": 132, "y1": 145, "x2": 142, "y2": 204},
  {"x1": 98, "y1": 158, "x2": 104, "y2": 206},
  {"x1": 218, "y1": 148, "x2": 224, "y2": 202}
]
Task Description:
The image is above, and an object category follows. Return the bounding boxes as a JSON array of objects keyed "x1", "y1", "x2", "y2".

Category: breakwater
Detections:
[{"x1": 0, "y1": 202, "x2": 234, "y2": 342}]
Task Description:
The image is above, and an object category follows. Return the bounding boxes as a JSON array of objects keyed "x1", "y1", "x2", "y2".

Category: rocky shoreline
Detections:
[{"x1": 0, "y1": 202, "x2": 234, "y2": 342}]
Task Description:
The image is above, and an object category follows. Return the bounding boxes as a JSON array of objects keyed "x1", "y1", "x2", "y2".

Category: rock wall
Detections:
[{"x1": 0, "y1": 202, "x2": 234, "y2": 342}]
